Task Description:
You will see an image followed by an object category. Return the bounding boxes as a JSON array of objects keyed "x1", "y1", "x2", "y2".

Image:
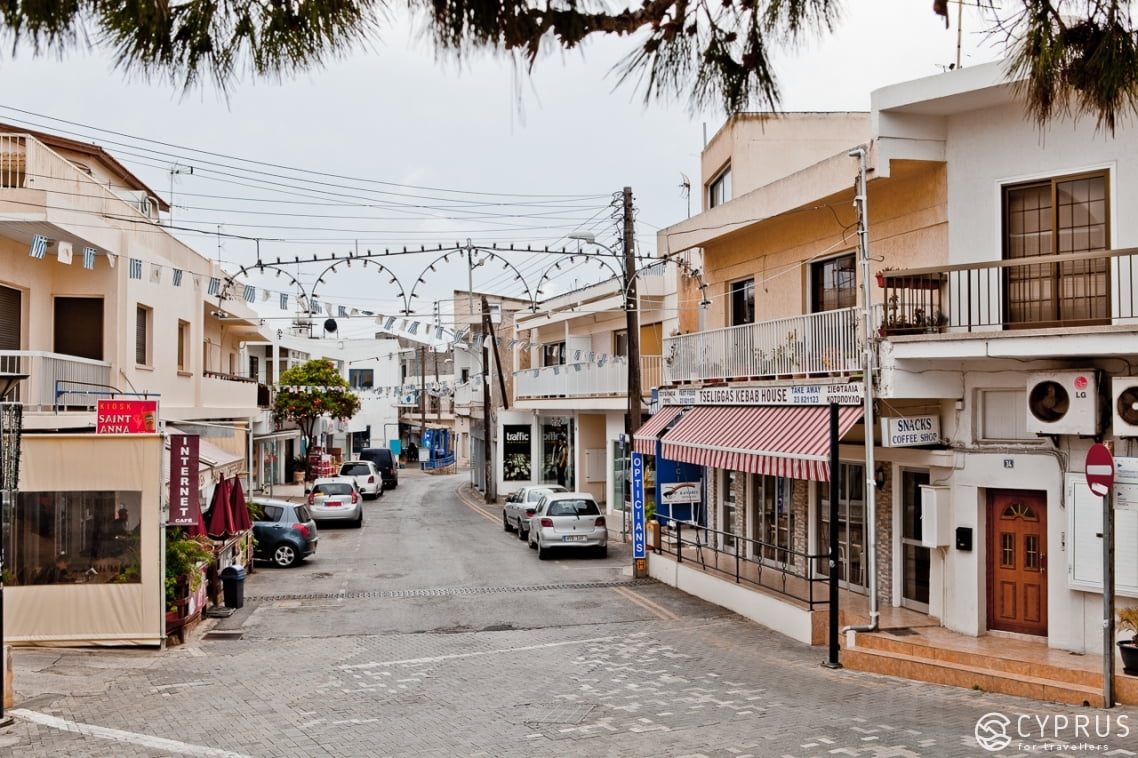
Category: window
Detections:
[
  {"x1": 177, "y1": 320, "x2": 190, "y2": 372},
  {"x1": 53, "y1": 297, "x2": 103, "y2": 360},
  {"x1": 708, "y1": 164, "x2": 732, "y2": 209},
  {"x1": 811, "y1": 252, "x2": 857, "y2": 312},
  {"x1": 750, "y1": 474, "x2": 794, "y2": 563},
  {"x1": 0, "y1": 284, "x2": 20, "y2": 351},
  {"x1": 1003, "y1": 171, "x2": 1109, "y2": 326},
  {"x1": 720, "y1": 470, "x2": 739, "y2": 549},
  {"x1": 543, "y1": 342, "x2": 565, "y2": 367},
  {"x1": 135, "y1": 305, "x2": 151, "y2": 366},
  {"x1": 730, "y1": 278, "x2": 755, "y2": 326},
  {"x1": 614, "y1": 331, "x2": 628, "y2": 358},
  {"x1": 349, "y1": 369, "x2": 374, "y2": 389},
  {"x1": 6, "y1": 490, "x2": 142, "y2": 586},
  {"x1": 816, "y1": 463, "x2": 866, "y2": 587}
]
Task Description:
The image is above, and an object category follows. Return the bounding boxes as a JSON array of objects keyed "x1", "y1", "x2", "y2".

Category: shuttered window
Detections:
[
  {"x1": 0, "y1": 284, "x2": 20, "y2": 351},
  {"x1": 53, "y1": 297, "x2": 103, "y2": 360}
]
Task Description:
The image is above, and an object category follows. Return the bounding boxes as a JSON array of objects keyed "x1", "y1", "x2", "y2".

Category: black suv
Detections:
[
  {"x1": 359, "y1": 447, "x2": 398, "y2": 490},
  {"x1": 251, "y1": 499, "x2": 319, "y2": 568}
]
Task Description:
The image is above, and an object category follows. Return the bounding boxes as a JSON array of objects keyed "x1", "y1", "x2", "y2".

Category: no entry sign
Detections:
[{"x1": 1085, "y1": 443, "x2": 1115, "y2": 496}]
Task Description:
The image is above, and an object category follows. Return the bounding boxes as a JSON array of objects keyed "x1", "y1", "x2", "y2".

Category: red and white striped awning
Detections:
[
  {"x1": 659, "y1": 405, "x2": 864, "y2": 481},
  {"x1": 632, "y1": 405, "x2": 686, "y2": 456}
]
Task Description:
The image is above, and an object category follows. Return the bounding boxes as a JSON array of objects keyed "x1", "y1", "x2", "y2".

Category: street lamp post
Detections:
[{"x1": 0, "y1": 371, "x2": 28, "y2": 727}]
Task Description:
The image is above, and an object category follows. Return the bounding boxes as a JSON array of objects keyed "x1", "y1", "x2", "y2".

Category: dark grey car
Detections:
[{"x1": 251, "y1": 499, "x2": 319, "y2": 568}]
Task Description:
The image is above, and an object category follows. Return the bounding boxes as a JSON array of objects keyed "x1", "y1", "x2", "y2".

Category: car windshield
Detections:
[
  {"x1": 341, "y1": 464, "x2": 370, "y2": 475},
  {"x1": 314, "y1": 483, "x2": 353, "y2": 495},
  {"x1": 547, "y1": 500, "x2": 599, "y2": 517}
]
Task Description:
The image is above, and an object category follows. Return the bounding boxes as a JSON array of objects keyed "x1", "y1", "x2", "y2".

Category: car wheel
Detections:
[
  {"x1": 537, "y1": 541, "x2": 550, "y2": 560},
  {"x1": 517, "y1": 526, "x2": 527, "y2": 541},
  {"x1": 503, "y1": 512, "x2": 513, "y2": 532},
  {"x1": 595, "y1": 545, "x2": 608, "y2": 559},
  {"x1": 272, "y1": 543, "x2": 300, "y2": 568},
  {"x1": 528, "y1": 532, "x2": 537, "y2": 550},
  {"x1": 353, "y1": 513, "x2": 364, "y2": 529}
]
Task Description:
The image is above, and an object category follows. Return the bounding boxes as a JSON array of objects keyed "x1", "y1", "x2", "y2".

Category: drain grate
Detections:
[
  {"x1": 202, "y1": 630, "x2": 244, "y2": 640},
  {"x1": 247, "y1": 578, "x2": 655, "y2": 603}
]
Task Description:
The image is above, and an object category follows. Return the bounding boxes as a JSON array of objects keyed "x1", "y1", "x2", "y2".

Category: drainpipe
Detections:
[{"x1": 842, "y1": 145, "x2": 879, "y2": 636}]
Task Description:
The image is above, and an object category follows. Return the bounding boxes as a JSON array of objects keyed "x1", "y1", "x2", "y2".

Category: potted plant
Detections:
[{"x1": 1119, "y1": 606, "x2": 1138, "y2": 674}]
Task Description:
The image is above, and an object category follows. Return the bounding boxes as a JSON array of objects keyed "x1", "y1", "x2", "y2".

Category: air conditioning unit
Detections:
[
  {"x1": 1025, "y1": 370, "x2": 1100, "y2": 436},
  {"x1": 1112, "y1": 377, "x2": 1138, "y2": 437}
]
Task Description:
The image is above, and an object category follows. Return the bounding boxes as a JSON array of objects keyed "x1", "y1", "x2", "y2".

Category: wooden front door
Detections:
[{"x1": 987, "y1": 490, "x2": 1048, "y2": 636}]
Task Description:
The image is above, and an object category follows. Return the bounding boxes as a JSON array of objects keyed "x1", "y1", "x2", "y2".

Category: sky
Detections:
[{"x1": 0, "y1": 1, "x2": 1002, "y2": 336}]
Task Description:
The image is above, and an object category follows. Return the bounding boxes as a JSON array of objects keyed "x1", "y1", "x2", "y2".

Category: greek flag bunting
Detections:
[
  {"x1": 338, "y1": 305, "x2": 347, "y2": 318},
  {"x1": 408, "y1": 321, "x2": 419, "y2": 335},
  {"x1": 82, "y1": 247, "x2": 96, "y2": 269},
  {"x1": 207, "y1": 277, "x2": 220, "y2": 295},
  {"x1": 243, "y1": 285, "x2": 255, "y2": 302},
  {"x1": 280, "y1": 293, "x2": 288, "y2": 310},
  {"x1": 383, "y1": 316, "x2": 396, "y2": 330},
  {"x1": 172, "y1": 269, "x2": 183, "y2": 286},
  {"x1": 29, "y1": 234, "x2": 48, "y2": 259},
  {"x1": 129, "y1": 258, "x2": 142, "y2": 279}
]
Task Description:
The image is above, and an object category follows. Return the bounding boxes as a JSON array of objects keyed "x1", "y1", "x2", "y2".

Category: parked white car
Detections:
[
  {"x1": 527, "y1": 492, "x2": 607, "y2": 560},
  {"x1": 502, "y1": 485, "x2": 567, "y2": 540},
  {"x1": 339, "y1": 460, "x2": 383, "y2": 499}
]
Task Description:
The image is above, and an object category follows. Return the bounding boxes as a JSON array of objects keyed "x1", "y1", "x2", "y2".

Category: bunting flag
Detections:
[
  {"x1": 82, "y1": 247, "x2": 96, "y2": 269},
  {"x1": 191, "y1": 273, "x2": 199, "y2": 288},
  {"x1": 473, "y1": 334, "x2": 484, "y2": 349},
  {"x1": 338, "y1": 305, "x2": 348, "y2": 318},
  {"x1": 506, "y1": 338, "x2": 518, "y2": 350},
  {"x1": 280, "y1": 293, "x2": 288, "y2": 310},
  {"x1": 107, "y1": 254, "x2": 116, "y2": 269},
  {"x1": 324, "y1": 302, "x2": 333, "y2": 317},
  {"x1": 151, "y1": 264, "x2": 162, "y2": 283},
  {"x1": 383, "y1": 316, "x2": 396, "y2": 330},
  {"x1": 261, "y1": 289, "x2": 270, "y2": 302},
  {"x1": 573, "y1": 350, "x2": 582, "y2": 361},
  {"x1": 129, "y1": 258, "x2": 143, "y2": 279},
  {"x1": 172, "y1": 269, "x2": 183, "y2": 287},
  {"x1": 435, "y1": 326, "x2": 445, "y2": 340},
  {"x1": 243, "y1": 284, "x2": 255, "y2": 302},
  {"x1": 311, "y1": 299, "x2": 320, "y2": 314},
  {"x1": 207, "y1": 277, "x2": 221, "y2": 295},
  {"x1": 57, "y1": 241, "x2": 73, "y2": 265},
  {"x1": 297, "y1": 296, "x2": 308, "y2": 312},
  {"x1": 408, "y1": 321, "x2": 420, "y2": 335},
  {"x1": 29, "y1": 234, "x2": 48, "y2": 259}
]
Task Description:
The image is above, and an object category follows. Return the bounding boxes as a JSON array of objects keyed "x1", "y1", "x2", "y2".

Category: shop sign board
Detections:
[
  {"x1": 657, "y1": 383, "x2": 864, "y2": 407},
  {"x1": 881, "y1": 415, "x2": 942, "y2": 447},
  {"x1": 169, "y1": 434, "x2": 202, "y2": 527},
  {"x1": 96, "y1": 399, "x2": 157, "y2": 433},
  {"x1": 631, "y1": 452, "x2": 646, "y2": 560},
  {"x1": 1109, "y1": 455, "x2": 1138, "y2": 510}
]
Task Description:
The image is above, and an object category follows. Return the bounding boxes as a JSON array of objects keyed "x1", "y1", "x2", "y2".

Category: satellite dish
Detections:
[
  {"x1": 1028, "y1": 380, "x2": 1070, "y2": 423},
  {"x1": 1117, "y1": 386, "x2": 1138, "y2": 427},
  {"x1": 323, "y1": 318, "x2": 338, "y2": 334}
]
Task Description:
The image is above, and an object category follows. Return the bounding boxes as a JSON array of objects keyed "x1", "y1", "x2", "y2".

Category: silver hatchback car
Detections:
[
  {"x1": 527, "y1": 492, "x2": 607, "y2": 559},
  {"x1": 307, "y1": 476, "x2": 364, "y2": 528}
]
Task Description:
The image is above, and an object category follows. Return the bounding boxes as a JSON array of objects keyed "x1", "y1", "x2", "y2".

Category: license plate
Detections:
[
  {"x1": 563, "y1": 535, "x2": 587, "y2": 543},
  {"x1": 325, "y1": 502, "x2": 340, "y2": 507}
]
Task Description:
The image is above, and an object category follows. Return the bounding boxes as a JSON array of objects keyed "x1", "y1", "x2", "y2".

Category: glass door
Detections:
[
  {"x1": 751, "y1": 474, "x2": 794, "y2": 564},
  {"x1": 816, "y1": 463, "x2": 866, "y2": 588},
  {"x1": 901, "y1": 470, "x2": 931, "y2": 611}
]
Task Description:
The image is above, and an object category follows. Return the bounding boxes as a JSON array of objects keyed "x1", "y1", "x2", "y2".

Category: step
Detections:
[
  {"x1": 844, "y1": 645, "x2": 1107, "y2": 707},
  {"x1": 851, "y1": 630, "x2": 1100, "y2": 688}
]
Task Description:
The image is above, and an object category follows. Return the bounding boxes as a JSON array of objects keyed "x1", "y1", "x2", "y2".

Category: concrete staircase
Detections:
[{"x1": 843, "y1": 626, "x2": 1138, "y2": 708}]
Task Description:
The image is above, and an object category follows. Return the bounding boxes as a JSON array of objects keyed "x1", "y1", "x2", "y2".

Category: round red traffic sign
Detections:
[{"x1": 1085, "y1": 443, "x2": 1115, "y2": 496}]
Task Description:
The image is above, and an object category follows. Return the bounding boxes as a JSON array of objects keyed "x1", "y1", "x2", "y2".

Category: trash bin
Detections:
[{"x1": 220, "y1": 564, "x2": 246, "y2": 609}]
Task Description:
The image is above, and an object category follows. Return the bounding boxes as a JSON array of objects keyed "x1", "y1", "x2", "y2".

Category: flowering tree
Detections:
[{"x1": 273, "y1": 359, "x2": 360, "y2": 474}]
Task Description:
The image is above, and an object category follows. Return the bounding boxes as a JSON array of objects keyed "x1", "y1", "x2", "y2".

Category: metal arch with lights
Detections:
[
  {"x1": 406, "y1": 246, "x2": 536, "y2": 313},
  {"x1": 533, "y1": 253, "x2": 623, "y2": 304},
  {"x1": 307, "y1": 253, "x2": 411, "y2": 317}
]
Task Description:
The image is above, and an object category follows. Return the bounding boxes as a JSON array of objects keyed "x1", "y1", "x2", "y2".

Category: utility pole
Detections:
[
  {"x1": 480, "y1": 299, "x2": 494, "y2": 504},
  {"x1": 419, "y1": 344, "x2": 426, "y2": 456},
  {"x1": 623, "y1": 186, "x2": 643, "y2": 434}
]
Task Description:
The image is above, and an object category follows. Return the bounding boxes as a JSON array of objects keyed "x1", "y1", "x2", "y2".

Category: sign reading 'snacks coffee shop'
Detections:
[{"x1": 169, "y1": 434, "x2": 202, "y2": 528}]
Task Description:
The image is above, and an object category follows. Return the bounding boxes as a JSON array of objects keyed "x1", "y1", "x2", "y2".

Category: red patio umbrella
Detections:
[
  {"x1": 206, "y1": 477, "x2": 236, "y2": 539},
  {"x1": 228, "y1": 477, "x2": 252, "y2": 532}
]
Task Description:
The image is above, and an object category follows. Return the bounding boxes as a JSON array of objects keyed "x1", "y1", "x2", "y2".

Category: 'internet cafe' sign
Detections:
[
  {"x1": 169, "y1": 434, "x2": 203, "y2": 528},
  {"x1": 96, "y1": 399, "x2": 158, "y2": 433},
  {"x1": 881, "y1": 415, "x2": 941, "y2": 447}
]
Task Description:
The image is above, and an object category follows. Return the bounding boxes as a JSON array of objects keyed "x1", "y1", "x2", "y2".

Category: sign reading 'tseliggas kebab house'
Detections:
[{"x1": 657, "y1": 384, "x2": 865, "y2": 407}]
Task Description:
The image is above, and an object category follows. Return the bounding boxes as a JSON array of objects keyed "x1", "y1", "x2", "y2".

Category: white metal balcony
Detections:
[
  {"x1": 662, "y1": 307, "x2": 873, "y2": 385},
  {"x1": 0, "y1": 350, "x2": 112, "y2": 412},
  {"x1": 514, "y1": 356, "x2": 662, "y2": 400}
]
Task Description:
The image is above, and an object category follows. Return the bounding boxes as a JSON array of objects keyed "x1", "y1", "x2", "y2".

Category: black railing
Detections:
[{"x1": 654, "y1": 520, "x2": 831, "y2": 609}]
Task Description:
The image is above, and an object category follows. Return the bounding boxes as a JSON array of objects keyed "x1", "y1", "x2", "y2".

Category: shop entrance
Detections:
[{"x1": 986, "y1": 489, "x2": 1048, "y2": 636}]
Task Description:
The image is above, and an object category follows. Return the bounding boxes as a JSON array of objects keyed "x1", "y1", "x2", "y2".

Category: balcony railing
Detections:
[
  {"x1": 514, "y1": 356, "x2": 662, "y2": 400},
  {"x1": 0, "y1": 351, "x2": 112, "y2": 412},
  {"x1": 884, "y1": 248, "x2": 1138, "y2": 332},
  {"x1": 663, "y1": 307, "x2": 873, "y2": 385}
]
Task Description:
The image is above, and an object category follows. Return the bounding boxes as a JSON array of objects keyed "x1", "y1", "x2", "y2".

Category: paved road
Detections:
[{"x1": 4, "y1": 469, "x2": 1136, "y2": 757}]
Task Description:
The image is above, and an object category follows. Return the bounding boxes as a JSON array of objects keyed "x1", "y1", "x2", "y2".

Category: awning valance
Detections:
[
  {"x1": 632, "y1": 405, "x2": 686, "y2": 456},
  {"x1": 659, "y1": 405, "x2": 864, "y2": 482}
]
